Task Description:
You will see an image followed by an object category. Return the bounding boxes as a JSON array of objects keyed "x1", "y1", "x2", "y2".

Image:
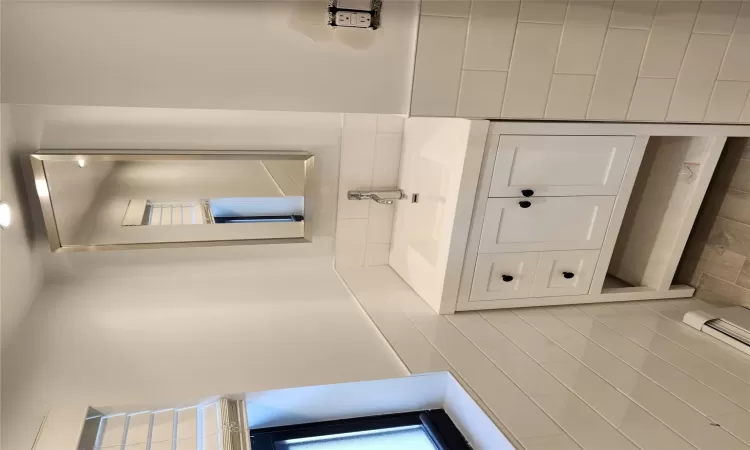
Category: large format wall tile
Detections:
[
  {"x1": 518, "y1": 0, "x2": 568, "y2": 24},
  {"x1": 502, "y1": 22, "x2": 563, "y2": 118},
  {"x1": 463, "y1": 0, "x2": 519, "y2": 72},
  {"x1": 639, "y1": 1, "x2": 700, "y2": 79},
  {"x1": 555, "y1": 1, "x2": 612, "y2": 75},
  {"x1": 457, "y1": 70, "x2": 507, "y2": 118},
  {"x1": 667, "y1": 34, "x2": 730, "y2": 122},
  {"x1": 410, "y1": 16, "x2": 468, "y2": 117},
  {"x1": 705, "y1": 81, "x2": 750, "y2": 123},
  {"x1": 545, "y1": 74, "x2": 594, "y2": 119},
  {"x1": 410, "y1": 0, "x2": 750, "y2": 122},
  {"x1": 718, "y1": 2, "x2": 750, "y2": 82},
  {"x1": 627, "y1": 77, "x2": 674, "y2": 121},
  {"x1": 588, "y1": 28, "x2": 649, "y2": 120},
  {"x1": 609, "y1": 0, "x2": 657, "y2": 29},
  {"x1": 693, "y1": 1, "x2": 742, "y2": 35}
]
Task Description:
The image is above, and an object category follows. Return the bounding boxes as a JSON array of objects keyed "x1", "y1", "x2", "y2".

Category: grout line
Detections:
[
  {"x1": 453, "y1": 7, "x2": 471, "y2": 117},
  {"x1": 608, "y1": 25, "x2": 653, "y2": 31},
  {"x1": 584, "y1": 2, "x2": 616, "y2": 120},
  {"x1": 393, "y1": 312, "x2": 527, "y2": 449},
  {"x1": 613, "y1": 302, "x2": 750, "y2": 384},
  {"x1": 499, "y1": 1, "x2": 523, "y2": 119},
  {"x1": 543, "y1": 1, "x2": 571, "y2": 118},
  {"x1": 334, "y1": 269, "x2": 411, "y2": 376},
  {"x1": 446, "y1": 313, "x2": 579, "y2": 449},
  {"x1": 477, "y1": 311, "x2": 649, "y2": 450},
  {"x1": 120, "y1": 414, "x2": 131, "y2": 450},
  {"x1": 715, "y1": 215, "x2": 750, "y2": 229},
  {"x1": 420, "y1": 13, "x2": 470, "y2": 19},
  {"x1": 626, "y1": 20, "x2": 657, "y2": 119},
  {"x1": 517, "y1": 19, "x2": 566, "y2": 25},
  {"x1": 576, "y1": 304, "x2": 750, "y2": 415},
  {"x1": 513, "y1": 309, "x2": 719, "y2": 450},
  {"x1": 171, "y1": 410, "x2": 178, "y2": 450},
  {"x1": 657, "y1": 0, "x2": 697, "y2": 121},
  {"x1": 145, "y1": 413, "x2": 155, "y2": 450}
]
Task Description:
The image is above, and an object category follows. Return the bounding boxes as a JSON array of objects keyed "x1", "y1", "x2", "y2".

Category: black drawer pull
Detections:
[
  {"x1": 562, "y1": 272, "x2": 575, "y2": 279},
  {"x1": 502, "y1": 275, "x2": 514, "y2": 282},
  {"x1": 521, "y1": 189, "x2": 535, "y2": 197},
  {"x1": 519, "y1": 201, "x2": 531, "y2": 208}
]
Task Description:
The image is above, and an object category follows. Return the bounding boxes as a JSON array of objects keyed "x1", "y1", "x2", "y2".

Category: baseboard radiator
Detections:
[{"x1": 684, "y1": 306, "x2": 750, "y2": 356}]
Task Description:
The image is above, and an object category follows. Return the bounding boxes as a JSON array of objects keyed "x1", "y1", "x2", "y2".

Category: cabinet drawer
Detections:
[
  {"x1": 490, "y1": 135, "x2": 634, "y2": 197},
  {"x1": 469, "y1": 250, "x2": 600, "y2": 301},
  {"x1": 479, "y1": 196, "x2": 615, "y2": 253},
  {"x1": 531, "y1": 250, "x2": 599, "y2": 297},
  {"x1": 470, "y1": 253, "x2": 540, "y2": 301}
]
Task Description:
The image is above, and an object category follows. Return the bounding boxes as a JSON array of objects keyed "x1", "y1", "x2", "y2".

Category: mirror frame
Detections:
[{"x1": 30, "y1": 150, "x2": 315, "y2": 252}]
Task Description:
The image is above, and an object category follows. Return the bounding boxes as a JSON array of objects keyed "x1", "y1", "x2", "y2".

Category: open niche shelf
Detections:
[{"x1": 604, "y1": 136, "x2": 725, "y2": 294}]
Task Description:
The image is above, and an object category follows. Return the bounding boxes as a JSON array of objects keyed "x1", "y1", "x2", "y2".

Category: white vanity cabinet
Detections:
[
  {"x1": 390, "y1": 119, "x2": 746, "y2": 314},
  {"x1": 489, "y1": 135, "x2": 633, "y2": 197},
  {"x1": 479, "y1": 196, "x2": 615, "y2": 253}
]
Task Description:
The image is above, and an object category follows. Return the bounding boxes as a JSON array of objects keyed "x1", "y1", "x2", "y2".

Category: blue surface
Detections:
[{"x1": 275, "y1": 425, "x2": 438, "y2": 450}]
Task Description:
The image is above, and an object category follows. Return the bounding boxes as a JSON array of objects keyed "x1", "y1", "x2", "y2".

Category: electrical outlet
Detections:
[
  {"x1": 335, "y1": 11, "x2": 352, "y2": 26},
  {"x1": 351, "y1": 11, "x2": 372, "y2": 28},
  {"x1": 328, "y1": 0, "x2": 380, "y2": 29}
]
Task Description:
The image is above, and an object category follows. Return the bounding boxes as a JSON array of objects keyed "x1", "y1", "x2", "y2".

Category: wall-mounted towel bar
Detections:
[{"x1": 347, "y1": 189, "x2": 405, "y2": 205}]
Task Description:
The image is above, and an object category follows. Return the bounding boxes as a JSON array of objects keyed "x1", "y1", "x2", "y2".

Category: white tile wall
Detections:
[
  {"x1": 457, "y1": 70, "x2": 507, "y2": 118},
  {"x1": 628, "y1": 77, "x2": 675, "y2": 121},
  {"x1": 668, "y1": 33, "x2": 731, "y2": 122},
  {"x1": 464, "y1": 0, "x2": 519, "y2": 72},
  {"x1": 410, "y1": 16, "x2": 468, "y2": 117},
  {"x1": 335, "y1": 114, "x2": 404, "y2": 268},
  {"x1": 412, "y1": 0, "x2": 750, "y2": 123},
  {"x1": 545, "y1": 74, "x2": 595, "y2": 119},
  {"x1": 502, "y1": 22, "x2": 563, "y2": 118},
  {"x1": 338, "y1": 266, "x2": 750, "y2": 450},
  {"x1": 587, "y1": 27, "x2": 649, "y2": 120}
]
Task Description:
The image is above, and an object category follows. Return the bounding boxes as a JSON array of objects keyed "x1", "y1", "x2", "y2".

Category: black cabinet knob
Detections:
[
  {"x1": 521, "y1": 189, "x2": 535, "y2": 197},
  {"x1": 519, "y1": 201, "x2": 531, "y2": 208},
  {"x1": 562, "y1": 272, "x2": 575, "y2": 279},
  {"x1": 501, "y1": 275, "x2": 514, "y2": 282}
]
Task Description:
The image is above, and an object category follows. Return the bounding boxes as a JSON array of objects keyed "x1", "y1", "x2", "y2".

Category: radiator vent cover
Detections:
[{"x1": 684, "y1": 307, "x2": 750, "y2": 356}]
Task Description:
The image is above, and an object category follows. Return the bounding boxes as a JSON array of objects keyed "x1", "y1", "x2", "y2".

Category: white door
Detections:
[
  {"x1": 531, "y1": 250, "x2": 599, "y2": 297},
  {"x1": 489, "y1": 135, "x2": 634, "y2": 197},
  {"x1": 479, "y1": 196, "x2": 615, "y2": 253},
  {"x1": 470, "y1": 252, "x2": 540, "y2": 301}
]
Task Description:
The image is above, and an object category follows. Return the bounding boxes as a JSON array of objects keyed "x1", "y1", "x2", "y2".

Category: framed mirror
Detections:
[{"x1": 30, "y1": 151, "x2": 314, "y2": 252}]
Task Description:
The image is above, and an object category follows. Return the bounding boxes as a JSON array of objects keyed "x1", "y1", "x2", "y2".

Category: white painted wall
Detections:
[
  {"x1": 6, "y1": 105, "x2": 344, "y2": 276},
  {"x1": 0, "y1": 105, "x2": 45, "y2": 350},
  {"x1": 389, "y1": 118, "x2": 488, "y2": 314},
  {"x1": 1, "y1": 253, "x2": 407, "y2": 450},
  {"x1": 1, "y1": 1, "x2": 419, "y2": 114},
  {"x1": 0, "y1": 105, "x2": 409, "y2": 450}
]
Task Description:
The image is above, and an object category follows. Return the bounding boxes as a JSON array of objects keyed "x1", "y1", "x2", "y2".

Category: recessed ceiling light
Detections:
[
  {"x1": 77, "y1": 159, "x2": 86, "y2": 168},
  {"x1": 0, "y1": 202, "x2": 11, "y2": 229}
]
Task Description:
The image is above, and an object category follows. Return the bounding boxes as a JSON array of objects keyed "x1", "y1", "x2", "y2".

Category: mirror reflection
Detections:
[{"x1": 33, "y1": 153, "x2": 312, "y2": 250}]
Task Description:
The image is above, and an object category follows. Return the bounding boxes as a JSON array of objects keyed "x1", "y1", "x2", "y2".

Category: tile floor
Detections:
[{"x1": 339, "y1": 266, "x2": 750, "y2": 450}]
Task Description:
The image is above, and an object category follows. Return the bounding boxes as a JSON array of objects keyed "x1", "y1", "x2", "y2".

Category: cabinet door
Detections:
[
  {"x1": 531, "y1": 250, "x2": 599, "y2": 297},
  {"x1": 490, "y1": 135, "x2": 634, "y2": 197},
  {"x1": 479, "y1": 196, "x2": 615, "y2": 253},
  {"x1": 470, "y1": 252, "x2": 540, "y2": 301}
]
